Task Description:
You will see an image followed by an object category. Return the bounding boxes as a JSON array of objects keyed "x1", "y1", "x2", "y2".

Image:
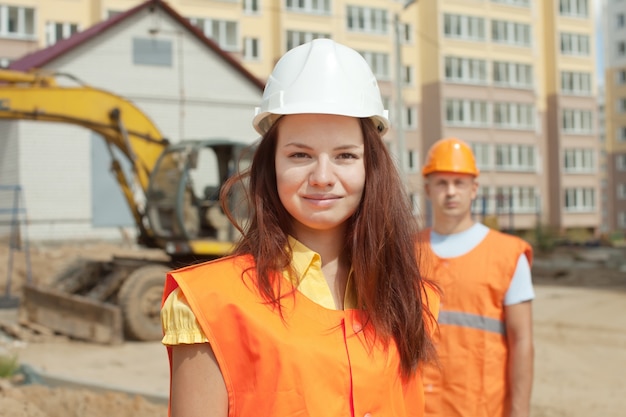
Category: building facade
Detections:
[
  {"x1": 0, "y1": 0, "x2": 601, "y2": 238},
  {"x1": 420, "y1": 0, "x2": 599, "y2": 237},
  {"x1": 604, "y1": 0, "x2": 626, "y2": 237},
  {"x1": 542, "y1": 0, "x2": 600, "y2": 240}
]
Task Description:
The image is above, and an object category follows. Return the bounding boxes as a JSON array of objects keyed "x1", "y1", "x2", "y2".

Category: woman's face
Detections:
[{"x1": 275, "y1": 114, "x2": 365, "y2": 236}]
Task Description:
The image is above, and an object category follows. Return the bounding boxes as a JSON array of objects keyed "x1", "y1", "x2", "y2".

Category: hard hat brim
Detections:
[{"x1": 253, "y1": 107, "x2": 389, "y2": 136}]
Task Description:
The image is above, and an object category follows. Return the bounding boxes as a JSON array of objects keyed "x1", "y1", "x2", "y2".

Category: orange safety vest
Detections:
[
  {"x1": 419, "y1": 229, "x2": 532, "y2": 417},
  {"x1": 162, "y1": 254, "x2": 439, "y2": 417}
]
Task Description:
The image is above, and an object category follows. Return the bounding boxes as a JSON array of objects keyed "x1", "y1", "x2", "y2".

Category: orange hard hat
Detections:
[{"x1": 422, "y1": 137, "x2": 479, "y2": 177}]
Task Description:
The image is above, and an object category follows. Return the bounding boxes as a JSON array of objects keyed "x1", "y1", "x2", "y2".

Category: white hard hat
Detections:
[{"x1": 253, "y1": 39, "x2": 390, "y2": 136}]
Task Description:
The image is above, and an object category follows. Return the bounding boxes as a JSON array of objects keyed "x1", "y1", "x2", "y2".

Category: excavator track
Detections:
[{"x1": 18, "y1": 257, "x2": 170, "y2": 344}]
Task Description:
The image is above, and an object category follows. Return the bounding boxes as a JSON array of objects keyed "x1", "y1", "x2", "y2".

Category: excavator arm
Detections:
[
  {"x1": 0, "y1": 69, "x2": 250, "y2": 344},
  {"x1": 0, "y1": 69, "x2": 170, "y2": 245}
]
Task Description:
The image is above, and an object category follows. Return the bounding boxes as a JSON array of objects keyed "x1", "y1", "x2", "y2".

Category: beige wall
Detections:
[
  {"x1": 605, "y1": 65, "x2": 626, "y2": 232},
  {"x1": 2, "y1": 0, "x2": 602, "y2": 235}
]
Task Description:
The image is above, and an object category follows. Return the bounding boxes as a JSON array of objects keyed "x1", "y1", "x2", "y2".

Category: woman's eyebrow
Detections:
[
  {"x1": 282, "y1": 142, "x2": 311, "y2": 149},
  {"x1": 281, "y1": 143, "x2": 363, "y2": 151}
]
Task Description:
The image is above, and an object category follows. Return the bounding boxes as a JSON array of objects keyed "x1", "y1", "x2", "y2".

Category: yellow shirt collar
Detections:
[{"x1": 286, "y1": 236, "x2": 356, "y2": 310}]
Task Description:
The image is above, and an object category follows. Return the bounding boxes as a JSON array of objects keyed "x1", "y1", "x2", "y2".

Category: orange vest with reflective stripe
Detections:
[
  {"x1": 162, "y1": 254, "x2": 438, "y2": 417},
  {"x1": 419, "y1": 229, "x2": 532, "y2": 417}
]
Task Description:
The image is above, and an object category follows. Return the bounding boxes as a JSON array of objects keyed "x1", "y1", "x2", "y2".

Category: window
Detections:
[
  {"x1": 445, "y1": 56, "x2": 487, "y2": 84},
  {"x1": 381, "y1": 96, "x2": 391, "y2": 112},
  {"x1": 285, "y1": 0, "x2": 330, "y2": 14},
  {"x1": 619, "y1": 212, "x2": 626, "y2": 228},
  {"x1": 493, "y1": 61, "x2": 533, "y2": 88},
  {"x1": 560, "y1": 32, "x2": 590, "y2": 55},
  {"x1": 132, "y1": 38, "x2": 172, "y2": 67},
  {"x1": 347, "y1": 6, "x2": 388, "y2": 34},
  {"x1": 493, "y1": 102, "x2": 535, "y2": 129},
  {"x1": 563, "y1": 148, "x2": 595, "y2": 173},
  {"x1": 491, "y1": 0, "x2": 529, "y2": 6},
  {"x1": 619, "y1": 41, "x2": 626, "y2": 56},
  {"x1": 564, "y1": 187, "x2": 595, "y2": 212},
  {"x1": 472, "y1": 186, "x2": 493, "y2": 214},
  {"x1": 404, "y1": 106, "x2": 417, "y2": 129},
  {"x1": 190, "y1": 18, "x2": 238, "y2": 51},
  {"x1": 45, "y1": 21, "x2": 79, "y2": 46},
  {"x1": 495, "y1": 187, "x2": 537, "y2": 213},
  {"x1": 561, "y1": 71, "x2": 592, "y2": 95},
  {"x1": 286, "y1": 30, "x2": 329, "y2": 50},
  {"x1": 470, "y1": 142, "x2": 491, "y2": 170},
  {"x1": 443, "y1": 14, "x2": 486, "y2": 41},
  {"x1": 617, "y1": 70, "x2": 626, "y2": 84},
  {"x1": 359, "y1": 51, "x2": 390, "y2": 79},
  {"x1": 107, "y1": 10, "x2": 123, "y2": 19},
  {"x1": 445, "y1": 99, "x2": 489, "y2": 127},
  {"x1": 408, "y1": 150, "x2": 419, "y2": 173},
  {"x1": 562, "y1": 109, "x2": 593, "y2": 134},
  {"x1": 402, "y1": 65, "x2": 414, "y2": 85},
  {"x1": 243, "y1": 0, "x2": 259, "y2": 13},
  {"x1": 616, "y1": 154, "x2": 626, "y2": 171},
  {"x1": 400, "y1": 23, "x2": 413, "y2": 44},
  {"x1": 618, "y1": 127, "x2": 626, "y2": 142},
  {"x1": 495, "y1": 144, "x2": 536, "y2": 171},
  {"x1": 492, "y1": 20, "x2": 531, "y2": 46},
  {"x1": 617, "y1": 184, "x2": 626, "y2": 200},
  {"x1": 559, "y1": 0, "x2": 589, "y2": 18},
  {"x1": 411, "y1": 193, "x2": 420, "y2": 215},
  {"x1": 619, "y1": 98, "x2": 626, "y2": 113},
  {"x1": 243, "y1": 37, "x2": 260, "y2": 60},
  {"x1": 0, "y1": 5, "x2": 35, "y2": 38},
  {"x1": 618, "y1": 14, "x2": 626, "y2": 28}
]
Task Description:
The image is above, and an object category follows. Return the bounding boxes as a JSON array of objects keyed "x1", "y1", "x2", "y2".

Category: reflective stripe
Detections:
[{"x1": 439, "y1": 311, "x2": 505, "y2": 335}]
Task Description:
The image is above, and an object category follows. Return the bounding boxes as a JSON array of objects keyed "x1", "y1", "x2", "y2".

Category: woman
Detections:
[{"x1": 161, "y1": 39, "x2": 439, "y2": 417}]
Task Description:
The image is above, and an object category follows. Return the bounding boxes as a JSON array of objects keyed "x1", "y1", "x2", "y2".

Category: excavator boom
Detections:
[
  {"x1": 0, "y1": 69, "x2": 170, "y2": 244},
  {"x1": 0, "y1": 70, "x2": 168, "y2": 182},
  {"x1": 0, "y1": 69, "x2": 249, "y2": 343}
]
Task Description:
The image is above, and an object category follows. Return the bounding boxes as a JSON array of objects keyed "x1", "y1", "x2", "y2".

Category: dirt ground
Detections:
[
  {"x1": 0, "y1": 239, "x2": 626, "y2": 416},
  {"x1": 0, "y1": 240, "x2": 170, "y2": 417}
]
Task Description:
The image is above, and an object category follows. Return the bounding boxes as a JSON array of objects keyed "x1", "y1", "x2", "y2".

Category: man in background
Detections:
[{"x1": 421, "y1": 137, "x2": 534, "y2": 417}]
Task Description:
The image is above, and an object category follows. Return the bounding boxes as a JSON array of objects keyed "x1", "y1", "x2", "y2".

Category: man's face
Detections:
[{"x1": 425, "y1": 172, "x2": 478, "y2": 219}]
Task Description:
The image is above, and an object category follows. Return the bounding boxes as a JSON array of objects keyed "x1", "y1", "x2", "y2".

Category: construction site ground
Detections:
[{"x1": 0, "y1": 239, "x2": 625, "y2": 416}]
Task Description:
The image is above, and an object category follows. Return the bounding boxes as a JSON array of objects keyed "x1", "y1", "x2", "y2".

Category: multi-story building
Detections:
[
  {"x1": 542, "y1": 0, "x2": 600, "y2": 239},
  {"x1": 598, "y1": 84, "x2": 610, "y2": 235},
  {"x1": 420, "y1": 0, "x2": 546, "y2": 232},
  {"x1": 604, "y1": 0, "x2": 626, "y2": 235},
  {"x1": 0, "y1": 0, "x2": 601, "y2": 237},
  {"x1": 419, "y1": 0, "x2": 599, "y2": 237}
]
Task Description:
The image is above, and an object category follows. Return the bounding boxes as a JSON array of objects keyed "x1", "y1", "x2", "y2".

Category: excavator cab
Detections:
[{"x1": 146, "y1": 139, "x2": 253, "y2": 260}]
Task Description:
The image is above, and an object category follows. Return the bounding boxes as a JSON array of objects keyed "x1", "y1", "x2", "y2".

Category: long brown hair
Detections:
[{"x1": 221, "y1": 117, "x2": 437, "y2": 377}]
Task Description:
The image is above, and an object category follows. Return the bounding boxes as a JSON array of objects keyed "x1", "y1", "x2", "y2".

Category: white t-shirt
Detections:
[{"x1": 430, "y1": 223, "x2": 534, "y2": 306}]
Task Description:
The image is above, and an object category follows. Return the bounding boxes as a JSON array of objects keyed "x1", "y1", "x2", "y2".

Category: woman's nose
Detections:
[{"x1": 309, "y1": 157, "x2": 334, "y2": 186}]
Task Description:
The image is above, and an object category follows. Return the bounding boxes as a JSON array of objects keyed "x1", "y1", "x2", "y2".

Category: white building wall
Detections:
[
  {"x1": 0, "y1": 122, "x2": 19, "y2": 185},
  {"x1": 0, "y1": 122, "x2": 20, "y2": 238},
  {"x1": 11, "y1": 6, "x2": 261, "y2": 242},
  {"x1": 18, "y1": 122, "x2": 126, "y2": 241}
]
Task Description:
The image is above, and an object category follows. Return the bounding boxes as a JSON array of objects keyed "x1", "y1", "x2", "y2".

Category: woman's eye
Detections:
[
  {"x1": 338, "y1": 153, "x2": 358, "y2": 159},
  {"x1": 289, "y1": 152, "x2": 309, "y2": 158}
]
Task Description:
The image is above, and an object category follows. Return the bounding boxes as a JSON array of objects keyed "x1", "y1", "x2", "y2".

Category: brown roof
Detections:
[{"x1": 9, "y1": 0, "x2": 264, "y2": 90}]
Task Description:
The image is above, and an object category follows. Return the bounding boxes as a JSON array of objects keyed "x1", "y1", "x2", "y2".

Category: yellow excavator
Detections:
[{"x1": 0, "y1": 69, "x2": 253, "y2": 343}]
